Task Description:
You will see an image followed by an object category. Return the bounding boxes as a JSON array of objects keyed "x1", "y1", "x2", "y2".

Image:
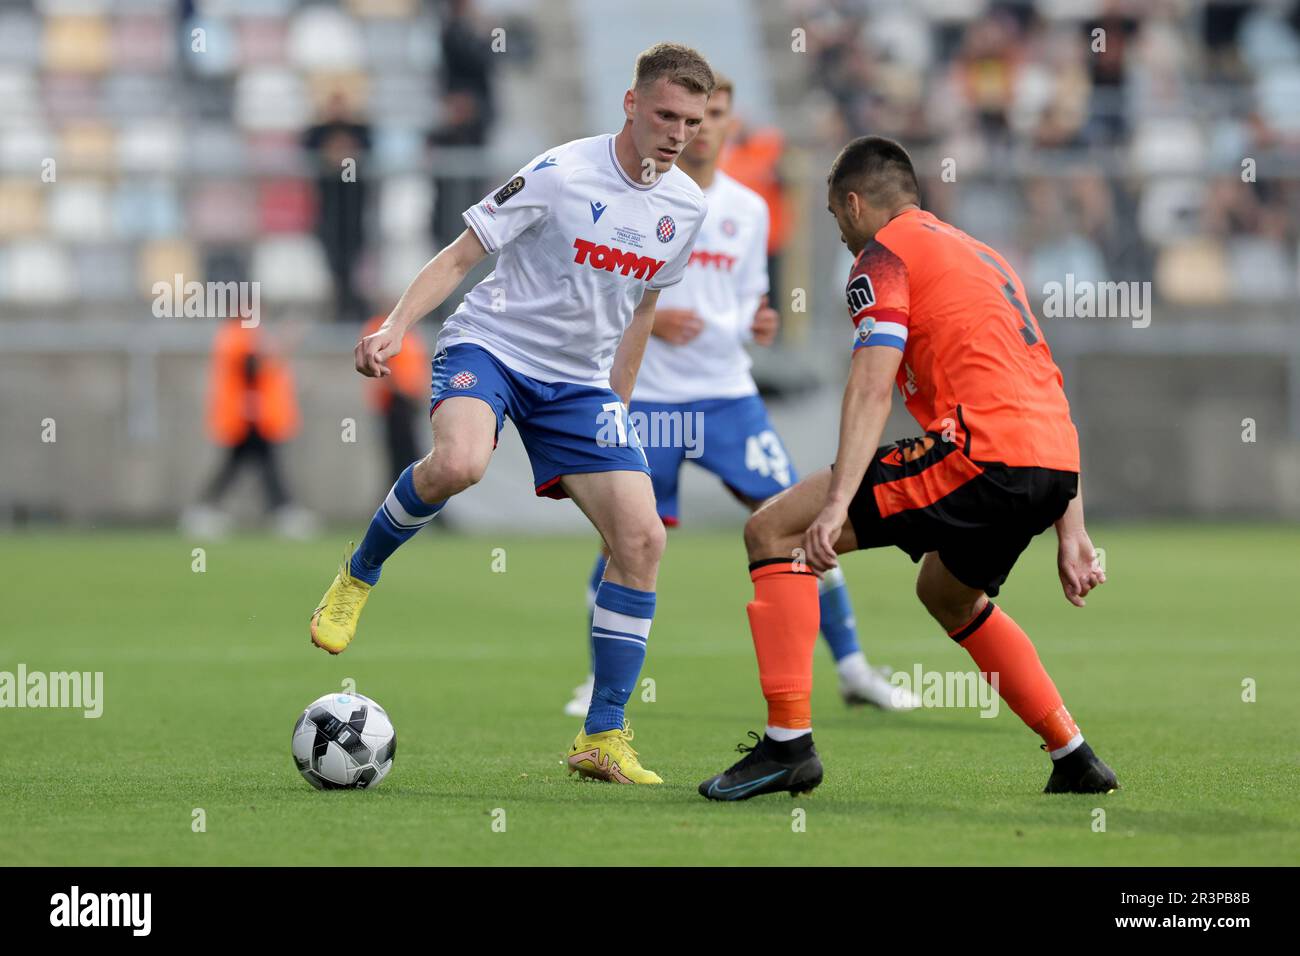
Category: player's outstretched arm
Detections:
[
  {"x1": 610, "y1": 289, "x2": 661, "y2": 405},
  {"x1": 1054, "y1": 474, "x2": 1106, "y2": 607},
  {"x1": 804, "y1": 344, "x2": 902, "y2": 570},
  {"x1": 354, "y1": 228, "x2": 488, "y2": 378}
]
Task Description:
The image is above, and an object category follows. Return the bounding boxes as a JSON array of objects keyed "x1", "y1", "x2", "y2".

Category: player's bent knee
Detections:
[
  {"x1": 415, "y1": 449, "x2": 488, "y2": 499},
  {"x1": 611, "y1": 520, "x2": 666, "y2": 576},
  {"x1": 743, "y1": 509, "x2": 782, "y2": 559}
]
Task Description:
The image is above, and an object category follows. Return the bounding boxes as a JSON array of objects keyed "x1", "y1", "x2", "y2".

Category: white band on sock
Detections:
[
  {"x1": 1049, "y1": 733, "x2": 1084, "y2": 760},
  {"x1": 382, "y1": 488, "x2": 437, "y2": 530},
  {"x1": 591, "y1": 605, "x2": 650, "y2": 645},
  {"x1": 765, "y1": 725, "x2": 812, "y2": 742},
  {"x1": 818, "y1": 565, "x2": 847, "y2": 593}
]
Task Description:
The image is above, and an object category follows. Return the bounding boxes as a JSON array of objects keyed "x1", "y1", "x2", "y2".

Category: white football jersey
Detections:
[
  {"x1": 438, "y1": 134, "x2": 707, "y2": 387},
  {"x1": 631, "y1": 170, "x2": 770, "y2": 404}
]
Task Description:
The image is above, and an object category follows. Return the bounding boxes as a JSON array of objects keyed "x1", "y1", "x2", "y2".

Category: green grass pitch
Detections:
[{"x1": 2, "y1": 524, "x2": 1297, "y2": 866}]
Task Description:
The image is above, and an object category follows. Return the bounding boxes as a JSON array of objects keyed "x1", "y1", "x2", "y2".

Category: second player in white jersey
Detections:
[
  {"x1": 441, "y1": 133, "x2": 707, "y2": 387},
  {"x1": 632, "y1": 169, "x2": 769, "y2": 402}
]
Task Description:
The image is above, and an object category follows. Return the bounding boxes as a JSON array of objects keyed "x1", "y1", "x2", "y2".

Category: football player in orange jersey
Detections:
[{"x1": 700, "y1": 136, "x2": 1118, "y2": 801}]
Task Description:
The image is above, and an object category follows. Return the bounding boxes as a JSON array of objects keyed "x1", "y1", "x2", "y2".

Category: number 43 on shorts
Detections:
[{"x1": 745, "y1": 430, "x2": 792, "y2": 487}]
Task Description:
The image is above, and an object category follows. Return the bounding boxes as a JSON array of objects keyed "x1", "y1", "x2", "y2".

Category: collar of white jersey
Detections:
[{"x1": 607, "y1": 134, "x2": 662, "y2": 192}]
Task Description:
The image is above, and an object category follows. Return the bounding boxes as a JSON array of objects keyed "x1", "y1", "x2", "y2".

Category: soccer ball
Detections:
[{"x1": 292, "y1": 692, "x2": 396, "y2": 790}]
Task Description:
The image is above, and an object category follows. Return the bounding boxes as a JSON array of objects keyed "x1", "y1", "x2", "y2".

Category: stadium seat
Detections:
[
  {"x1": 1228, "y1": 236, "x2": 1294, "y2": 302},
  {"x1": 0, "y1": 124, "x2": 52, "y2": 176},
  {"x1": 370, "y1": 125, "x2": 427, "y2": 175},
  {"x1": 103, "y1": 72, "x2": 176, "y2": 121},
  {"x1": 379, "y1": 237, "x2": 436, "y2": 301},
  {"x1": 257, "y1": 178, "x2": 316, "y2": 233},
  {"x1": 137, "y1": 238, "x2": 201, "y2": 299},
  {"x1": 116, "y1": 121, "x2": 184, "y2": 173},
  {"x1": 186, "y1": 123, "x2": 250, "y2": 176},
  {"x1": 234, "y1": 67, "x2": 310, "y2": 131},
  {"x1": 0, "y1": 9, "x2": 41, "y2": 69},
  {"x1": 112, "y1": 179, "x2": 183, "y2": 239},
  {"x1": 44, "y1": 15, "x2": 112, "y2": 73},
  {"x1": 1131, "y1": 118, "x2": 1204, "y2": 176},
  {"x1": 74, "y1": 243, "x2": 136, "y2": 301},
  {"x1": 377, "y1": 175, "x2": 433, "y2": 240},
  {"x1": 238, "y1": 16, "x2": 289, "y2": 67},
  {"x1": 111, "y1": 13, "x2": 173, "y2": 72},
  {"x1": 1138, "y1": 177, "x2": 1206, "y2": 246},
  {"x1": 4, "y1": 240, "x2": 74, "y2": 303},
  {"x1": 0, "y1": 180, "x2": 43, "y2": 237},
  {"x1": 1154, "y1": 239, "x2": 1229, "y2": 305},
  {"x1": 0, "y1": 69, "x2": 41, "y2": 128},
  {"x1": 42, "y1": 73, "x2": 102, "y2": 122},
  {"x1": 287, "y1": 6, "x2": 365, "y2": 71},
  {"x1": 250, "y1": 235, "x2": 331, "y2": 301},
  {"x1": 59, "y1": 121, "x2": 117, "y2": 173},
  {"x1": 188, "y1": 181, "x2": 258, "y2": 243},
  {"x1": 47, "y1": 179, "x2": 112, "y2": 241},
  {"x1": 182, "y1": 17, "x2": 239, "y2": 77}
]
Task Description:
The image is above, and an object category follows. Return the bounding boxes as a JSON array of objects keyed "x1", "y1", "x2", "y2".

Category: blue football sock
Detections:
[
  {"x1": 586, "y1": 580, "x2": 654, "y2": 734},
  {"x1": 583, "y1": 552, "x2": 609, "y2": 672},
  {"x1": 348, "y1": 463, "x2": 444, "y2": 586},
  {"x1": 818, "y1": 566, "x2": 862, "y2": 662}
]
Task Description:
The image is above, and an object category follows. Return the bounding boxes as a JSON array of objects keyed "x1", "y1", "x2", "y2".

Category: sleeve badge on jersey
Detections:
[
  {"x1": 656, "y1": 215, "x2": 676, "y2": 242},
  {"x1": 493, "y1": 176, "x2": 525, "y2": 205},
  {"x1": 854, "y1": 316, "x2": 874, "y2": 345},
  {"x1": 846, "y1": 273, "x2": 876, "y2": 316}
]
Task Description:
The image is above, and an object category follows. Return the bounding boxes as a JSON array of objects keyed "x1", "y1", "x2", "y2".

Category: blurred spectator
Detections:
[
  {"x1": 302, "y1": 92, "x2": 372, "y2": 322},
  {"x1": 361, "y1": 313, "x2": 431, "y2": 487},
  {"x1": 181, "y1": 316, "x2": 319, "y2": 539},
  {"x1": 720, "y1": 122, "x2": 791, "y2": 321},
  {"x1": 429, "y1": 0, "x2": 497, "y2": 245}
]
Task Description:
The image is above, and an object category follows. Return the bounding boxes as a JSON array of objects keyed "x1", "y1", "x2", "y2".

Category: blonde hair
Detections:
[{"x1": 633, "y1": 42, "x2": 715, "y2": 96}]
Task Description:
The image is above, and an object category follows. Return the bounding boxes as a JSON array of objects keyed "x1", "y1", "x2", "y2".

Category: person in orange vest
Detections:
[
  {"x1": 719, "y1": 121, "x2": 790, "y2": 321},
  {"x1": 181, "y1": 313, "x2": 319, "y2": 539},
  {"x1": 361, "y1": 312, "x2": 431, "y2": 486}
]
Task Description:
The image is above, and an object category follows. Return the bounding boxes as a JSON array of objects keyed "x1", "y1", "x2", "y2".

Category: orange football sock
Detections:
[
  {"x1": 747, "y1": 561, "x2": 820, "y2": 730},
  {"x1": 949, "y1": 602, "x2": 1081, "y2": 752}
]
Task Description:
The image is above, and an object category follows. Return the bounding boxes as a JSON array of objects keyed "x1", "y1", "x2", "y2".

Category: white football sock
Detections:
[
  {"x1": 835, "y1": 649, "x2": 871, "y2": 684},
  {"x1": 765, "y1": 725, "x2": 811, "y2": 742}
]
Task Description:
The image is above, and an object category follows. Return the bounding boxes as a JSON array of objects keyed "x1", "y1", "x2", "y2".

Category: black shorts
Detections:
[{"x1": 844, "y1": 428, "x2": 1078, "y2": 597}]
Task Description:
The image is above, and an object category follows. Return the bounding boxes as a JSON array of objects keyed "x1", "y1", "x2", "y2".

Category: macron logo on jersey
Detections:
[
  {"x1": 590, "y1": 201, "x2": 607, "y2": 223},
  {"x1": 572, "y1": 238, "x2": 666, "y2": 282},
  {"x1": 688, "y1": 250, "x2": 737, "y2": 271},
  {"x1": 532, "y1": 156, "x2": 558, "y2": 170}
]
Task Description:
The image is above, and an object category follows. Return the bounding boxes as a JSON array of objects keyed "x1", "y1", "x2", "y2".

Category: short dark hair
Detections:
[
  {"x1": 827, "y1": 136, "x2": 920, "y2": 208},
  {"x1": 633, "y1": 42, "x2": 715, "y2": 96}
]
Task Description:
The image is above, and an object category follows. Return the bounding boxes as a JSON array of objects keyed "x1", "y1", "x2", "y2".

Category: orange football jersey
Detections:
[{"x1": 846, "y1": 209, "x2": 1079, "y2": 472}]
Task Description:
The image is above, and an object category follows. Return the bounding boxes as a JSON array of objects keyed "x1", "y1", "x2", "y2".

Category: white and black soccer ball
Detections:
[{"x1": 292, "y1": 692, "x2": 396, "y2": 790}]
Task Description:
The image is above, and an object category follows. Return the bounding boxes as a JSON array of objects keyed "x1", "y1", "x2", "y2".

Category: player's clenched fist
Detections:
[
  {"x1": 652, "y1": 308, "x2": 704, "y2": 345},
  {"x1": 355, "y1": 323, "x2": 403, "y2": 378}
]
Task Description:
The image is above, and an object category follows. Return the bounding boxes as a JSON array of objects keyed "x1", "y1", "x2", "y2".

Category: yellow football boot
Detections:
[
  {"x1": 567, "y1": 721, "x2": 663, "y2": 784},
  {"x1": 310, "y1": 545, "x2": 372, "y2": 655}
]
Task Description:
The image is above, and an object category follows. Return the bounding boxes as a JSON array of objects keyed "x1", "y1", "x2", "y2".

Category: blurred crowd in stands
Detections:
[
  {"x1": 795, "y1": 0, "x2": 1300, "y2": 305},
  {"x1": 0, "y1": 0, "x2": 505, "y2": 323}
]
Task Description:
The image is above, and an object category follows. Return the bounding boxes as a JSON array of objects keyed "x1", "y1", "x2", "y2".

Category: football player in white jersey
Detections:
[
  {"x1": 310, "y1": 44, "x2": 716, "y2": 785},
  {"x1": 563, "y1": 76, "x2": 919, "y2": 717}
]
